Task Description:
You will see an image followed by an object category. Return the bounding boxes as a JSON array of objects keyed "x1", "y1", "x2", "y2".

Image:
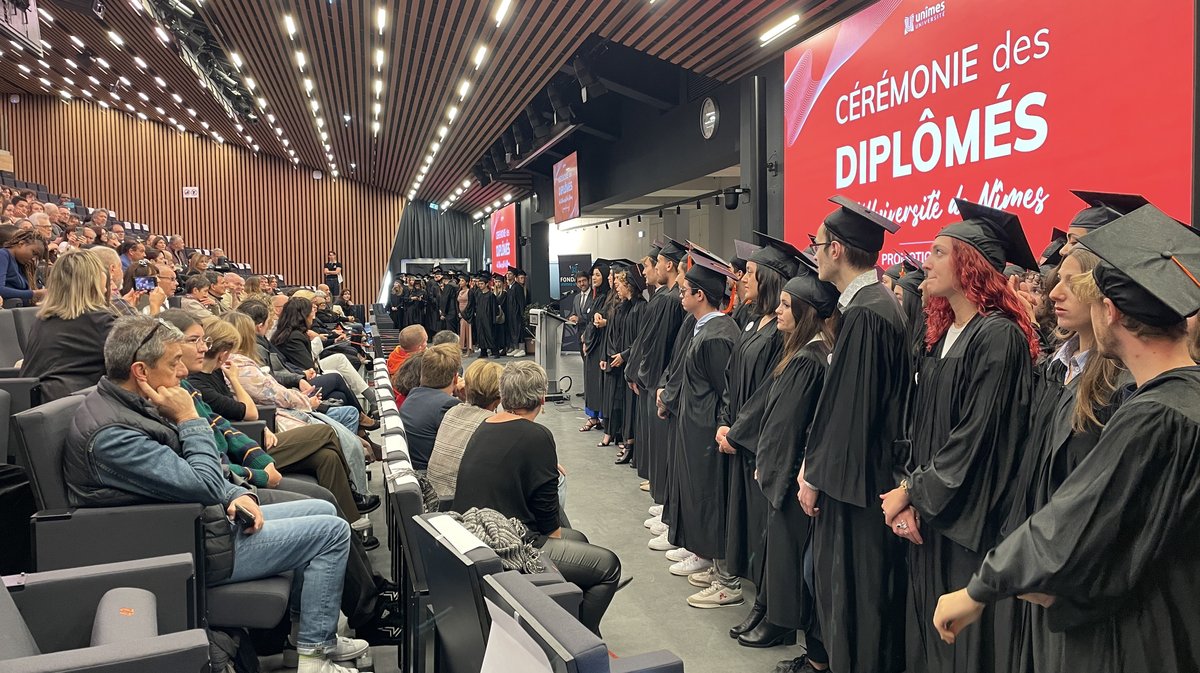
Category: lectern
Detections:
[{"x1": 528, "y1": 309, "x2": 568, "y2": 402}]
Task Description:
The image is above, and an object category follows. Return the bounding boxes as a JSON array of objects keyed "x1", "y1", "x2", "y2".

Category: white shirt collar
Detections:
[
  {"x1": 838, "y1": 270, "x2": 879, "y2": 310},
  {"x1": 693, "y1": 310, "x2": 723, "y2": 335}
]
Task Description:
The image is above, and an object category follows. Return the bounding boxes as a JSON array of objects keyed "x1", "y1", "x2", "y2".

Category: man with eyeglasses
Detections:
[{"x1": 62, "y1": 316, "x2": 370, "y2": 673}]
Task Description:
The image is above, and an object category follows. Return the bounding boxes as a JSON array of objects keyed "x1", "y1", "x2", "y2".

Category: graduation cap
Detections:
[
  {"x1": 686, "y1": 240, "x2": 734, "y2": 269},
  {"x1": 612, "y1": 258, "x2": 646, "y2": 293},
  {"x1": 432, "y1": 265, "x2": 444, "y2": 274},
  {"x1": 883, "y1": 263, "x2": 904, "y2": 282},
  {"x1": 751, "y1": 232, "x2": 803, "y2": 278},
  {"x1": 1040, "y1": 228, "x2": 1068, "y2": 267},
  {"x1": 1080, "y1": 204, "x2": 1200, "y2": 327},
  {"x1": 1069, "y1": 190, "x2": 1150, "y2": 231},
  {"x1": 685, "y1": 247, "x2": 736, "y2": 302},
  {"x1": 895, "y1": 266, "x2": 926, "y2": 296},
  {"x1": 823, "y1": 195, "x2": 900, "y2": 253},
  {"x1": 783, "y1": 262, "x2": 840, "y2": 318},
  {"x1": 509, "y1": 266, "x2": 526, "y2": 277},
  {"x1": 647, "y1": 241, "x2": 662, "y2": 262},
  {"x1": 658, "y1": 236, "x2": 688, "y2": 263},
  {"x1": 940, "y1": 199, "x2": 1039, "y2": 272}
]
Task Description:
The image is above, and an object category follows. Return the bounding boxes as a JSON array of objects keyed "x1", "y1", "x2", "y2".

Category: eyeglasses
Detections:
[
  {"x1": 134, "y1": 318, "x2": 182, "y2": 362},
  {"x1": 808, "y1": 234, "x2": 833, "y2": 249},
  {"x1": 183, "y1": 335, "x2": 212, "y2": 349}
]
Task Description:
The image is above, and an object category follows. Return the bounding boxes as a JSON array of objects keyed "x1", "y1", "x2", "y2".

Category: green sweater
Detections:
[{"x1": 180, "y1": 380, "x2": 275, "y2": 487}]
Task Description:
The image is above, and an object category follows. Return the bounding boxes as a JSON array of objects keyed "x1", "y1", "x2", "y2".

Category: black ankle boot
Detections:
[
  {"x1": 737, "y1": 620, "x2": 797, "y2": 648},
  {"x1": 353, "y1": 492, "x2": 380, "y2": 515},
  {"x1": 728, "y1": 602, "x2": 766, "y2": 639}
]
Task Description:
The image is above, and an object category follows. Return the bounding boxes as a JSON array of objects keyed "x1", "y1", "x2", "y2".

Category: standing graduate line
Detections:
[
  {"x1": 760, "y1": 259, "x2": 842, "y2": 673},
  {"x1": 491, "y1": 272, "x2": 510, "y2": 355},
  {"x1": 504, "y1": 268, "x2": 530, "y2": 356},
  {"x1": 470, "y1": 272, "x2": 502, "y2": 358},
  {"x1": 600, "y1": 261, "x2": 646, "y2": 457},
  {"x1": 438, "y1": 270, "x2": 460, "y2": 336},
  {"x1": 934, "y1": 204, "x2": 1200, "y2": 673},
  {"x1": 715, "y1": 234, "x2": 794, "y2": 641},
  {"x1": 634, "y1": 239, "x2": 688, "y2": 507},
  {"x1": 800, "y1": 196, "x2": 909, "y2": 673},
  {"x1": 998, "y1": 244, "x2": 1128, "y2": 673},
  {"x1": 619, "y1": 249, "x2": 660, "y2": 468},
  {"x1": 879, "y1": 200, "x2": 1038, "y2": 673},
  {"x1": 658, "y1": 247, "x2": 742, "y2": 607},
  {"x1": 580, "y1": 260, "x2": 612, "y2": 433},
  {"x1": 730, "y1": 247, "x2": 756, "y2": 330}
]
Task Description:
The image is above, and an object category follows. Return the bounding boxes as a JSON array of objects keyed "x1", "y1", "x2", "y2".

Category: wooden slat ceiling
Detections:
[{"x1": 0, "y1": 0, "x2": 865, "y2": 216}]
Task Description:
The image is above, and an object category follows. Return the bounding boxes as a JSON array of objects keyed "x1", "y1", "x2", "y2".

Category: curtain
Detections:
[{"x1": 389, "y1": 202, "x2": 487, "y2": 272}]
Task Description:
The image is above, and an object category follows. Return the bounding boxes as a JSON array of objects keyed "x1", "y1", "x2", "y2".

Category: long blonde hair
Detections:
[
  {"x1": 1066, "y1": 251, "x2": 1126, "y2": 432},
  {"x1": 220, "y1": 311, "x2": 263, "y2": 365},
  {"x1": 37, "y1": 249, "x2": 114, "y2": 320}
]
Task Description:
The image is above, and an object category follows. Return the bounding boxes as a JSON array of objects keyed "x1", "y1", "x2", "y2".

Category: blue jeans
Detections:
[
  {"x1": 312, "y1": 407, "x2": 367, "y2": 494},
  {"x1": 215, "y1": 499, "x2": 350, "y2": 654},
  {"x1": 584, "y1": 406, "x2": 600, "y2": 419}
]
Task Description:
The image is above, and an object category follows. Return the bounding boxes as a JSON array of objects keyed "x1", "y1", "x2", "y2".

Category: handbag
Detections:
[{"x1": 494, "y1": 304, "x2": 506, "y2": 325}]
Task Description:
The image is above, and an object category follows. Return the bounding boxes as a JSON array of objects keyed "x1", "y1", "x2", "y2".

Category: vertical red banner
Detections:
[
  {"x1": 554, "y1": 152, "x2": 580, "y2": 223},
  {"x1": 491, "y1": 203, "x2": 518, "y2": 274}
]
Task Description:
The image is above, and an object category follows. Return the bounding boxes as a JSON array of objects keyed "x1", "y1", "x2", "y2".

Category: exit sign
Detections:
[{"x1": 182, "y1": 186, "x2": 200, "y2": 199}]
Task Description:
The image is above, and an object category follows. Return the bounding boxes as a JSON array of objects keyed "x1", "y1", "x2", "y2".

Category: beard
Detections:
[{"x1": 1094, "y1": 316, "x2": 1122, "y2": 360}]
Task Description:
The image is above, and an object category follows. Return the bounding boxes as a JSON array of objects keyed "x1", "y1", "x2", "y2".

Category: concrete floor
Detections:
[{"x1": 273, "y1": 351, "x2": 808, "y2": 673}]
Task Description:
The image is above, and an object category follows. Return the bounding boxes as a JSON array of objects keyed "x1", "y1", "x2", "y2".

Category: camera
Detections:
[{"x1": 134, "y1": 276, "x2": 157, "y2": 292}]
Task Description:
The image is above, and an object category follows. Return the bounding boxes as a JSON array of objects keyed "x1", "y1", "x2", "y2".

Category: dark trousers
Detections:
[
  {"x1": 537, "y1": 528, "x2": 621, "y2": 636},
  {"x1": 257, "y1": 482, "x2": 383, "y2": 629},
  {"x1": 267, "y1": 425, "x2": 360, "y2": 522},
  {"x1": 311, "y1": 373, "x2": 363, "y2": 413}
]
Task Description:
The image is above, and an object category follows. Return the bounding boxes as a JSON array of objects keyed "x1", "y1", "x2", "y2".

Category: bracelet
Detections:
[{"x1": 900, "y1": 478, "x2": 910, "y2": 493}]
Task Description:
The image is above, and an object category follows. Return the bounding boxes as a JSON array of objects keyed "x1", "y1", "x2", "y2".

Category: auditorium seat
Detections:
[
  {"x1": 412, "y1": 512, "x2": 583, "y2": 673},
  {"x1": 0, "y1": 310, "x2": 24, "y2": 374},
  {"x1": 1, "y1": 553, "x2": 210, "y2": 672},
  {"x1": 9, "y1": 307, "x2": 39, "y2": 354},
  {"x1": 13, "y1": 395, "x2": 292, "y2": 632},
  {"x1": 484, "y1": 571, "x2": 685, "y2": 673}
]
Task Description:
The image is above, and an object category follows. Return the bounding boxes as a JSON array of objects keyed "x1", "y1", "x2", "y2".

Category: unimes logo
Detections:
[{"x1": 904, "y1": 2, "x2": 946, "y2": 34}]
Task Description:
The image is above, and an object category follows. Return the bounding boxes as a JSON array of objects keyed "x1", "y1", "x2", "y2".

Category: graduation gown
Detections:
[
  {"x1": 752, "y1": 339, "x2": 830, "y2": 630},
  {"x1": 492, "y1": 288, "x2": 510, "y2": 350},
  {"x1": 402, "y1": 288, "x2": 423, "y2": 329},
  {"x1": 718, "y1": 315, "x2": 782, "y2": 586},
  {"x1": 806, "y1": 282, "x2": 910, "y2": 673},
  {"x1": 601, "y1": 297, "x2": 645, "y2": 442},
  {"x1": 997, "y1": 354, "x2": 1129, "y2": 673},
  {"x1": 731, "y1": 301, "x2": 755, "y2": 330},
  {"x1": 439, "y1": 283, "x2": 459, "y2": 334},
  {"x1": 623, "y1": 291, "x2": 653, "y2": 475},
  {"x1": 386, "y1": 290, "x2": 404, "y2": 329},
  {"x1": 967, "y1": 366, "x2": 1200, "y2": 673},
  {"x1": 505, "y1": 283, "x2": 529, "y2": 348},
  {"x1": 580, "y1": 289, "x2": 609, "y2": 413},
  {"x1": 632, "y1": 286, "x2": 685, "y2": 500},
  {"x1": 904, "y1": 314, "x2": 1032, "y2": 673},
  {"x1": 662, "y1": 314, "x2": 739, "y2": 560},
  {"x1": 658, "y1": 314, "x2": 696, "y2": 523},
  {"x1": 471, "y1": 289, "x2": 500, "y2": 351}
]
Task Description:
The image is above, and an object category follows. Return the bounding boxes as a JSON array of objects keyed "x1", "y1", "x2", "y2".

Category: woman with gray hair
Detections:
[{"x1": 453, "y1": 360, "x2": 624, "y2": 635}]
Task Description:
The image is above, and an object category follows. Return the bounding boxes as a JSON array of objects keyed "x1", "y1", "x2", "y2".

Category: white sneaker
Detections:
[
  {"x1": 643, "y1": 514, "x2": 661, "y2": 529},
  {"x1": 664, "y1": 547, "x2": 692, "y2": 562},
  {"x1": 647, "y1": 532, "x2": 677, "y2": 551},
  {"x1": 649, "y1": 520, "x2": 668, "y2": 536},
  {"x1": 688, "y1": 567, "x2": 718, "y2": 588},
  {"x1": 329, "y1": 636, "x2": 369, "y2": 662},
  {"x1": 686, "y1": 582, "x2": 745, "y2": 608},
  {"x1": 648, "y1": 504, "x2": 663, "y2": 517},
  {"x1": 351, "y1": 516, "x2": 371, "y2": 532},
  {"x1": 669, "y1": 554, "x2": 713, "y2": 576},
  {"x1": 298, "y1": 656, "x2": 359, "y2": 673}
]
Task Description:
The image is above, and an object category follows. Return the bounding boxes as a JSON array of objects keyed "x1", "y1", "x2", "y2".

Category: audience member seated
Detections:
[
  {"x1": 399, "y1": 343, "x2": 464, "y2": 471},
  {"x1": 181, "y1": 274, "x2": 221, "y2": 319},
  {"x1": 243, "y1": 275, "x2": 270, "y2": 305},
  {"x1": 213, "y1": 310, "x2": 377, "y2": 506},
  {"x1": 202, "y1": 271, "x2": 232, "y2": 313},
  {"x1": 224, "y1": 272, "x2": 245, "y2": 308},
  {"x1": 390, "y1": 350, "x2": 424, "y2": 408},
  {"x1": 118, "y1": 239, "x2": 145, "y2": 271},
  {"x1": 184, "y1": 252, "x2": 211, "y2": 277},
  {"x1": 272, "y1": 296, "x2": 371, "y2": 398},
  {"x1": 19, "y1": 249, "x2": 116, "y2": 400},
  {"x1": 121, "y1": 259, "x2": 171, "y2": 316},
  {"x1": 169, "y1": 235, "x2": 188, "y2": 267},
  {"x1": 427, "y1": 359, "x2": 504, "y2": 500},
  {"x1": 386, "y1": 325, "x2": 428, "y2": 375},
  {"x1": 1, "y1": 229, "x2": 45, "y2": 305},
  {"x1": 431, "y1": 329, "x2": 460, "y2": 347},
  {"x1": 63, "y1": 315, "x2": 367, "y2": 673},
  {"x1": 454, "y1": 361, "x2": 623, "y2": 635}
]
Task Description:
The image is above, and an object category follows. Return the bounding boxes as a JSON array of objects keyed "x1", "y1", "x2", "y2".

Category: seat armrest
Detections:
[
  {"x1": 32, "y1": 503, "x2": 203, "y2": 572},
  {"x1": 0, "y1": 365, "x2": 21, "y2": 378},
  {"x1": 256, "y1": 405, "x2": 278, "y2": 431},
  {"x1": 536, "y1": 581, "x2": 582, "y2": 618},
  {"x1": 609, "y1": 651, "x2": 685, "y2": 673},
  {"x1": 231, "y1": 420, "x2": 266, "y2": 445},
  {"x1": 2, "y1": 630, "x2": 211, "y2": 673},
  {"x1": 5, "y1": 553, "x2": 197, "y2": 653}
]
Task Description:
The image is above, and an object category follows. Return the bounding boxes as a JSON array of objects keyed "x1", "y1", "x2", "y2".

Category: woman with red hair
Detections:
[{"x1": 879, "y1": 200, "x2": 1037, "y2": 673}]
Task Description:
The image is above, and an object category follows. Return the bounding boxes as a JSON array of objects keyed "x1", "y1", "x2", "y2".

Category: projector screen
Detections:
[
  {"x1": 491, "y1": 203, "x2": 518, "y2": 274},
  {"x1": 782, "y1": 0, "x2": 1196, "y2": 266},
  {"x1": 554, "y1": 152, "x2": 581, "y2": 224}
]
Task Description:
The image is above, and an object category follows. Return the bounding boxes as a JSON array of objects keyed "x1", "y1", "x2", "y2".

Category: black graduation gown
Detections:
[
  {"x1": 752, "y1": 340, "x2": 830, "y2": 630},
  {"x1": 386, "y1": 291, "x2": 404, "y2": 329},
  {"x1": 505, "y1": 283, "x2": 529, "y2": 348},
  {"x1": 731, "y1": 301, "x2": 755, "y2": 330},
  {"x1": 967, "y1": 366, "x2": 1200, "y2": 673},
  {"x1": 997, "y1": 355, "x2": 1129, "y2": 673},
  {"x1": 492, "y1": 288, "x2": 510, "y2": 350},
  {"x1": 658, "y1": 314, "x2": 696, "y2": 523},
  {"x1": 440, "y1": 283, "x2": 459, "y2": 334},
  {"x1": 633, "y1": 286, "x2": 685, "y2": 500},
  {"x1": 471, "y1": 289, "x2": 500, "y2": 352},
  {"x1": 718, "y1": 316, "x2": 782, "y2": 587},
  {"x1": 662, "y1": 314, "x2": 739, "y2": 560},
  {"x1": 904, "y1": 314, "x2": 1032, "y2": 673},
  {"x1": 601, "y1": 297, "x2": 645, "y2": 442},
  {"x1": 806, "y1": 282, "x2": 910, "y2": 673},
  {"x1": 580, "y1": 289, "x2": 609, "y2": 414},
  {"x1": 624, "y1": 291, "x2": 653, "y2": 475}
]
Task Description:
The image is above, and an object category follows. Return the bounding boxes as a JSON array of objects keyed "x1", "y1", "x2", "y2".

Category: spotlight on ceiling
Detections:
[
  {"x1": 525, "y1": 103, "x2": 550, "y2": 140},
  {"x1": 546, "y1": 82, "x2": 574, "y2": 122},
  {"x1": 572, "y1": 55, "x2": 607, "y2": 103}
]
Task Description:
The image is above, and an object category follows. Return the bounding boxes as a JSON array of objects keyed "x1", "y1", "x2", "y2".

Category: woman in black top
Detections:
[
  {"x1": 323, "y1": 251, "x2": 342, "y2": 297},
  {"x1": 579, "y1": 259, "x2": 611, "y2": 434},
  {"x1": 271, "y1": 296, "x2": 319, "y2": 371},
  {"x1": 454, "y1": 361, "x2": 623, "y2": 635}
]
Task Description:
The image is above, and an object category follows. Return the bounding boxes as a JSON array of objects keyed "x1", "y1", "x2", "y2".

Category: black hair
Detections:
[
  {"x1": 752, "y1": 264, "x2": 786, "y2": 319},
  {"x1": 271, "y1": 297, "x2": 313, "y2": 347}
]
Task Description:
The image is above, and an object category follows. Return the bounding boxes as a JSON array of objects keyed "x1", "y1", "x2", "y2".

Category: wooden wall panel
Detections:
[{"x1": 4, "y1": 96, "x2": 405, "y2": 303}]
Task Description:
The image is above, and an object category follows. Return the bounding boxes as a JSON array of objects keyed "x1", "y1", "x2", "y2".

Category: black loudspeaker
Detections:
[
  {"x1": 723, "y1": 187, "x2": 741, "y2": 211},
  {"x1": 53, "y1": 0, "x2": 104, "y2": 19}
]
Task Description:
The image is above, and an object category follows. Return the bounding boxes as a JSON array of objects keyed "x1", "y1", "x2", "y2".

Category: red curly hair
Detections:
[{"x1": 924, "y1": 239, "x2": 1039, "y2": 360}]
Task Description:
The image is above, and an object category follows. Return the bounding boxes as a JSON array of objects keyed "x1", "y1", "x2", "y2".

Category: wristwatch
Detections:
[{"x1": 899, "y1": 478, "x2": 910, "y2": 493}]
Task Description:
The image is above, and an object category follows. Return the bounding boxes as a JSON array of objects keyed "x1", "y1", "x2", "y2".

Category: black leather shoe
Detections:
[
  {"x1": 361, "y1": 533, "x2": 380, "y2": 551},
  {"x1": 737, "y1": 621, "x2": 796, "y2": 648},
  {"x1": 354, "y1": 492, "x2": 381, "y2": 515},
  {"x1": 614, "y1": 448, "x2": 633, "y2": 464},
  {"x1": 729, "y1": 602, "x2": 766, "y2": 638}
]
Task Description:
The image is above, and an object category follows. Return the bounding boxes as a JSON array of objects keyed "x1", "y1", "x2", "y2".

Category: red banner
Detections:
[
  {"x1": 491, "y1": 203, "x2": 517, "y2": 274},
  {"x1": 783, "y1": 0, "x2": 1195, "y2": 267},
  {"x1": 554, "y1": 152, "x2": 580, "y2": 223}
]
